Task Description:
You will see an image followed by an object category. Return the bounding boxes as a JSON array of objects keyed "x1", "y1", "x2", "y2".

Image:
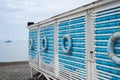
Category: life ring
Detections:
[
  {"x1": 62, "y1": 34, "x2": 72, "y2": 55},
  {"x1": 41, "y1": 36, "x2": 47, "y2": 51},
  {"x1": 107, "y1": 32, "x2": 120, "y2": 65},
  {"x1": 29, "y1": 38, "x2": 34, "y2": 50}
]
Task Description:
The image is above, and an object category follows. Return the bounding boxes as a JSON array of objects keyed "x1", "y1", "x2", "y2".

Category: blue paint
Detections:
[
  {"x1": 69, "y1": 18, "x2": 85, "y2": 24},
  {"x1": 40, "y1": 24, "x2": 54, "y2": 64},
  {"x1": 72, "y1": 43, "x2": 85, "y2": 48},
  {"x1": 59, "y1": 21, "x2": 69, "y2": 27},
  {"x1": 95, "y1": 6, "x2": 120, "y2": 79},
  {"x1": 29, "y1": 29, "x2": 37, "y2": 59},
  {"x1": 95, "y1": 28, "x2": 120, "y2": 34},
  {"x1": 69, "y1": 23, "x2": 85, "y2": 29},
  {"x1": 58, "y1": 16, "x2": 86, "y2": 79},
  {"x1": 96, "y1": 54, "x2": 109, "y2": 60},
  {"x1": 97, "y1": 66, "x2": 120, "y2": 75},
  {"x1": 95, "y1": 14, "x2": 120, "y2": 22},
  {"x1": 95, "y1": 21, "x2": 120, "y2": 28},
  {"x1": 96, "y1": 60, "x2": 117, "y2": 67},
  {"x1": 97, "y1": 6, "x2": 120, "y2": 13},
  {"x1": 95, "y1": 35, "x2": 110, "y2": 40},
  {"x1": 69, "y1": 29, "x2": 85, "y2": 33},
  {"x1": 95, "y1": 48, "x2": 107, "y2": 53}
]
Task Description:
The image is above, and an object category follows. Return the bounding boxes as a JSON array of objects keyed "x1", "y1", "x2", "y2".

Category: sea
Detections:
[{"x1": 0, "y1": 40, "x2": 28, "y2": 62}]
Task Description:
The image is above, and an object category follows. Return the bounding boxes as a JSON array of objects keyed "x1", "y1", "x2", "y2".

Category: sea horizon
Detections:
[{"x1": 0, "y1": 40, "x2": 28, "y2": 62}]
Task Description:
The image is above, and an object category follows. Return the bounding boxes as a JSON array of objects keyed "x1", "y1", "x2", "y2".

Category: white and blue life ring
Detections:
[
  {"x1": 62, "y1": 34, "x2": 72, "y2": 55},
  {"x1": 29, "y1": 38, "x2": 34, "y2": 50},
  {"x1": 41, "y1": 36, "x2": 48, "y2": 51},
  {"x1": 107, "y1": 32, "x2": 120, "y2": 65}
]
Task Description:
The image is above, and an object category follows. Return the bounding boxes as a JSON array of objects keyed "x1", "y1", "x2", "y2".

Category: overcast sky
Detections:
[{"x1": 0, "y1": 0, "x2": 96, "y2": 40}]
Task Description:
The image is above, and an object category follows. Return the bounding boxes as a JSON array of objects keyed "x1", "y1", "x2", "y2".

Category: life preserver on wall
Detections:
[
  {"x1": 29, "y1": 38, "x2": 34, "y2": 51},
  {"x1": 41, "y1": 36, "x2": 48, "y2": 51},
  {"x1": 107, "y1": 32, "x2": 120, "y2": 65},
  {"x1": 62, "y1": 34, "x2": 72, "y2": 55}
]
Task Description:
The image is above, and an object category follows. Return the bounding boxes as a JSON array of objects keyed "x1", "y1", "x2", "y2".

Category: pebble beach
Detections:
[{"x1": 0, "y1": 61, "x2": 31, "y2": 80}]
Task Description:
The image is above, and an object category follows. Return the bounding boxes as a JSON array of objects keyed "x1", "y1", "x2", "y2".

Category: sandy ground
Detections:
[{"x1": 0, "y1": 61, "x2": 31, "y2": 80}]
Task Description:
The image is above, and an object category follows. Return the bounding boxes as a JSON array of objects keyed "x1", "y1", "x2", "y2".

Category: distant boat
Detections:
[
  {"x1": 5, "y1": 40, "x2": 12, "y2": 43},
  {"x1": 5, "y1": 32, "x2": 12, "y2": 43}
]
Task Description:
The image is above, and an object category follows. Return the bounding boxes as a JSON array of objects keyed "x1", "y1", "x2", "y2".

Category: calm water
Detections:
[{"x1": 0, "y1": 40, "x2": 28, "y2": 62}]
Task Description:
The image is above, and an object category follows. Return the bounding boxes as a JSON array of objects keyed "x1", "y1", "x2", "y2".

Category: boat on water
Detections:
[{"x1": 5, "y1": 40, "x2": 12, "y2": 43}]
